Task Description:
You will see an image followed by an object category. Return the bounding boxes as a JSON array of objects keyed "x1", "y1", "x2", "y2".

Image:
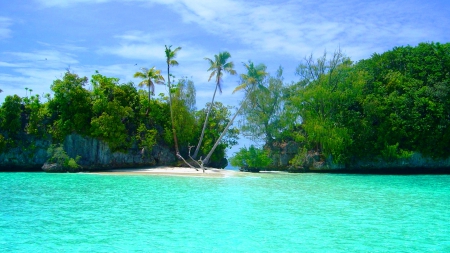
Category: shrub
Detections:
[{"x1": 230, "y1": 145, "x2": 272, "y2": 170}]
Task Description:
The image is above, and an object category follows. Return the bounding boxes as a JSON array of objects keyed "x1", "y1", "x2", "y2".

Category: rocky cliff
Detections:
[
  {"x1": 0, "y1": 134, "x2": 176, "y2": 172},
  {"x1": 265, "y1": 141, "x2": 450, "y2": 173}
]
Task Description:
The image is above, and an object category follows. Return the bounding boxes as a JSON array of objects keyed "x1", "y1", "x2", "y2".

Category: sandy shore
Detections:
[{"x1": 93, "y1": 166, "x2": 238, "y2": 177}]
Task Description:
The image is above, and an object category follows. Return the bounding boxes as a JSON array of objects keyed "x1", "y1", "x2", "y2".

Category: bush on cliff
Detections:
[{"x1": 44, "y1": 144, "x2": 81, "y2": 172}]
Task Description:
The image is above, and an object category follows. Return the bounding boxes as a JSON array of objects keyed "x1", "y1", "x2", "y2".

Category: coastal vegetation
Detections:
[{"x1": 0, "y1": 42, "x2": 449, "y2": 172}]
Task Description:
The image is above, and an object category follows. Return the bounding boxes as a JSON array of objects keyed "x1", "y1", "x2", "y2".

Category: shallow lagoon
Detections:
[{"x1": 1, "y1": 172, "x2": 449, "y2": 252}]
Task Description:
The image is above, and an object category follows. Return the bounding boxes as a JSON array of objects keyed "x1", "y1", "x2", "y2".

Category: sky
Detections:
[{"x1": 0, "y1": 0, "x2": 449, "y2": 155}]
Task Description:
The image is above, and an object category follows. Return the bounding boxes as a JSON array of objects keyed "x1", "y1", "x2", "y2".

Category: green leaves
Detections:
[
  {"x1": 204, "y1": 51, "x2": 236, "y2": 92},
  {"x1": 0, "y1": 95, "x2": 22, "y2": 137},
  {"x1": 230, "y1": 145, "x2": 272, "y2": 170},
  {"x1": 48, "y1": 71, "x2": 92, "y2": 140},
  {"x1": 133, "y1": 67, "x2": 165, "y2": 101}
]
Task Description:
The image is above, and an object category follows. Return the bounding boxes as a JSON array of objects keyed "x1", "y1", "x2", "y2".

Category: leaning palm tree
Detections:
[
  {"x1": 202, "y1": 61, "x2": 268, "y2": 165},
  {"x1": 193, "y1": 51, "x2": 236, "y2": 159},
  {"x1": 133, "y1": 67, "x2": 165, "y2": 102},
  {"x1": 165, "y1": 45, "x2": 182, "y2": 155}
]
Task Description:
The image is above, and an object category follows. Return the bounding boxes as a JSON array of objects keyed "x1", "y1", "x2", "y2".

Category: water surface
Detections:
[{"x1": 1, "y1": 172, "x2": 449, "y2": 252}]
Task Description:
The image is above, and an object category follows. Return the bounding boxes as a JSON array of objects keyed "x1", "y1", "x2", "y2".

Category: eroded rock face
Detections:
[
  {"x1": 0, "y1": 137, "x2": 51, "y2": 171},
  {"x1": 0, "y1": 134, "x2": 176, "y2": 172},
  {"x1": 346, "y1": 153, "x2": 450, "y2": 173},
  {"x1": 62, "y1": 134, "x2": 176, "y2": 170},
  {"x1": 266, "y1": 141, "x2": 300, "y2": 170},
  {"x1": 265, "y1": 140, "x2": 450, "y2": 173}
]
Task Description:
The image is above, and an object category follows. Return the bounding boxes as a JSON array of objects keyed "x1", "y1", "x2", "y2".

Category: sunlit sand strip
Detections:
[{"x1": 93, "y1": 166, "x2": 239, "y2": 178}]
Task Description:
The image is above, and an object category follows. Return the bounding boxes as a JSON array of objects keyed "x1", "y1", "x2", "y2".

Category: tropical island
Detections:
[{"x1": 1, "y1": 42, "x2": 450, "y2": 174}]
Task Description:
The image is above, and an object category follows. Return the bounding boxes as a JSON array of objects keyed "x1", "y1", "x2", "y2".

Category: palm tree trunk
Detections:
[
  {"x1": 147, "y1": 81, "x2": 151, "y2": 116},
  {"x1": 202, "y1": 96, "x2": 246, "y2": 165},
  {"x1": 167, "y1": 64, "x2": 180, "y2": 155},
  {"x1": 193, "y1": 83, "x2": 219, "y2": 159}
]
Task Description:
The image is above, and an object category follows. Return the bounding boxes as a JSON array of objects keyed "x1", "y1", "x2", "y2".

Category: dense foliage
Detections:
[
  {"x1": 1, "y1": 42, "x2": 449, "y2": 171},
  {"x1": 229, "y1": 145, "x2": 271, "y2": 171},
  {"x1": 0, "y1": 70, "x2": 238, "y2": 167},
  {"x1": 236, "y1": 42, "x2": 450, "y2": 168}
]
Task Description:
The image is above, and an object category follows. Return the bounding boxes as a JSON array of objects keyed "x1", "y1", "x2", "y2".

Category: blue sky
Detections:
[{"x1": 1, "y1": 0, "x2": 449, "y2": 155}]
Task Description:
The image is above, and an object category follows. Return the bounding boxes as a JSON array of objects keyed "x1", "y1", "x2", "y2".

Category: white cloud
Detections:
[
  {"x1": 4, "y1": 50, "x2": 79, "y2": 69},
  {"x1": 146, "y1": 0, "x2": 449, "y2": 60},
  {"x1": 0, "y1": 17, "x2": 12, "y2": 40},
  {"x1": 34, "y1": 0, "x2": 449, "y2": 60},
  {"x1": 98, "y1": 43, "x2": 166, "y2": 61}
]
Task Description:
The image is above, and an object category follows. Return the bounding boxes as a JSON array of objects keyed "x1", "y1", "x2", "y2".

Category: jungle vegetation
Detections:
[
  {"x1": 1, "y1": 42, "x2": 449, "y2": 170},
  {"x1": 233, "y1": 42, "x2": 450, "y2": 169}
]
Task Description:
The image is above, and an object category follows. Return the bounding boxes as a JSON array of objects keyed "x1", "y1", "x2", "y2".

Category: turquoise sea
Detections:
[{"x1": 1, "y1": 172, "x2": 449, "y2": 252}]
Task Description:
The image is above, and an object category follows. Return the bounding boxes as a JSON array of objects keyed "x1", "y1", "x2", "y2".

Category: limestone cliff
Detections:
[
  {"x1": 265, "y1": 141, "x2": 450, "y2": 173},
  {"x1": 0, "y1": 134, "x2": 176, "y2": 172}
]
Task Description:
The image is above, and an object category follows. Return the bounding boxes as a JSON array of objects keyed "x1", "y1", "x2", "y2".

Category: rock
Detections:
[
  {"x1": 41, "y1": 162, "x2": 80, "y2": 173},
  {"x1": 0, "y1": 133, "x2": 177, "y2": 172},
  {"x1": 208, "y1": 157, "x2": 228, "y2": 169},
  {"x1": 0, "y1": 136, "x2": 51, "y2": 171},
  {"x1": 62, "y1": 134, "x2": 176, "y2": 171}
]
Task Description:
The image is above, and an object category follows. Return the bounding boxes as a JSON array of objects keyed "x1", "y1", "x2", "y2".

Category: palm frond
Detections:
[
  {"x1": 208, "y1": 70, "x2": 217, "y2": 82},
  {"x1": 233, "y1": 83, "x2": 247, "y2": 94}
]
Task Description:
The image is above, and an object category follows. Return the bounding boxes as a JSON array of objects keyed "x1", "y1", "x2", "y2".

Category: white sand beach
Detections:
[{"x1": 94, "y1": 166, "x2": 238, "y2": 177}]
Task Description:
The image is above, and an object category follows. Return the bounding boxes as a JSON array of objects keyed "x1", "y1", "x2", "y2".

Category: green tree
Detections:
[
  {"x1": 170, "y1": 78, "x2": 198, "y2": 154},
  {"x1": 48, "y1": 71, "x2": 92, "y2": 141},
  {"x1": 195, "y1": 102, "x2": 239, "y2": 165},
  {"x1": 193, "y1": 51, "x2": 236, "y2": 158},
  {"x1": 23, "y1": 94, "x2": 49, "y2": 136},
  {"x1": 202, "y1": 61, "x2": 268, "y2": 165},
  {"x1": 288, "y1": 50, "x2": 368, "y2": 164},
  {"x1": 133, "y1": 67, "x2": 165, "y2": 105},
  {"x1": 0, "y1": 95, "x2": 23, "y2": 137},
  {"x1": 165, "y1": 45, "x2": 182, "y2": 155},
  {"x1": 355, "y1": 42, "x2": 450, "y2": 159},
  {"x1": 240, "y1": 66, "x2": 284, "y2": 145},
  {"x1": 230, "y1": 145, "x2": 272, "y2": 171},
  {"x1": 90, "y1": 72, "x2": 140, "y2": 152}
]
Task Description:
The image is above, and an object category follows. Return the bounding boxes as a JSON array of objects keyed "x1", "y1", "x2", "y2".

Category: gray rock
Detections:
[{"x1": 0, "y1": 134, "x2": 176, "y2": 172}]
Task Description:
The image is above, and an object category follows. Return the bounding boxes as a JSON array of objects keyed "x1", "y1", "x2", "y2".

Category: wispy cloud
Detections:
[
  {"x1": 0, "y1": 17, "x2": 12, "y2": 40},
  {"x1": 4, "y1": 50, "x2": 79, "y2": 69},
  {"x1": 148, "y1": 0, "x2": 449, "y2": 59},
  {"x1": 34, "y1": 0, "x2": 449, "y2": 60}
]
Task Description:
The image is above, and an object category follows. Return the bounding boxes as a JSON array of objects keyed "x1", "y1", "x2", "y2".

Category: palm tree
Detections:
[
  {"x1": 165, "y1": 45, "x2": 182, "y2": 155},
  {"x1": 193, "y1": 51, "x2": 236, "y2": 159},
  {"x1": 202, "y1": 61, "x2": 268, "y2": 165},
  {"x1": 133, "y1": 67, "x2": 165, "y2": 102}
]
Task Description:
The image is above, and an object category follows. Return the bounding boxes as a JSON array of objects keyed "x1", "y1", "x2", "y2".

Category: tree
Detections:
[
  {"x1": 195, "y1": 102, "x2": 239, "y2": 165},
  {"x1": 202, "y1": 61, "x2": 268, "y2": 165},
  {"x1": 165, "y1": 45, "x2": 182, "y2": 155},
  {"x1": 90, "y1": 71, "x2": 140, "y2": 152},
  {"x1": 48, "y1": 71, "x2": 92, "y2": 140},
  {"x1": 0, "y1": 95, "x2": 23, "y2": 137},
  {"x1": 170, "y1": 78, "x2": 197, "y2": 153},
  {"x1": 239, "y1": 66, "x2": 284, "y2": 145},
  {"x1": 290, "y1": 50, "x2": 366, "y2": 164},
  {"x1": 354, "y1": 42, "x2": 450, "y2": 159},
  {"x1": 193, "y1": 51, "x2": 236, "y2": 158},
  {"x1": 133, "y1": 67, "x2": 165, "y2": 103},
  {"x1": 230, "y1": 145, "x2": 272, "y2": 171}
]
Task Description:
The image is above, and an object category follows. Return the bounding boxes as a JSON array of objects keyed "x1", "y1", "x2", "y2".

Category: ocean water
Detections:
[{"x1": 1, "y1": 172, "x2": 449, "y2": 252}]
